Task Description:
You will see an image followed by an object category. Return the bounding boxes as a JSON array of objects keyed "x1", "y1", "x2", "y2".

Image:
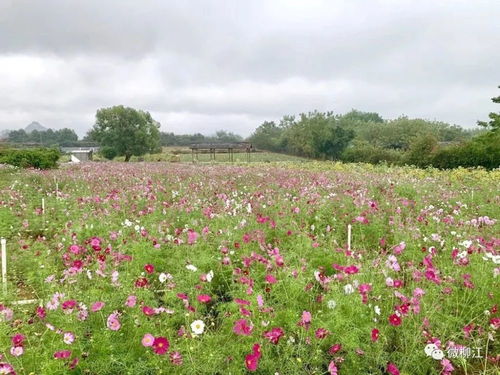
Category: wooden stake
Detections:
[{"x1": 1, "y1": 238, "x2": 6, "y2": 295}]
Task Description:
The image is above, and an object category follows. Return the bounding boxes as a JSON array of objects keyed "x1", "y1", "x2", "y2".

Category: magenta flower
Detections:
[
  {"x1": 91, "y1": 301, "x2": 105, "y2": 312},
  {"x1": 53, "y1": 350, "x2": 72, "y2": 359},
  {"x1": 11, "y1": 334, "x2": 25, "y2": 347},
  {"x1": 144, "y1": 264, "x2": 155, "y2": 274},
  {"x1": 315, "y1": 328, "x2": 330, "y2": 339},
  {"x1": 371, "y1": 328, "x2": 380, "y2": 342},
  {"x1": 233, "y1": 319, "x2": 253, "y2": 336},
  {"x1": 152, "y1": 337, "x2": 169, "y2": 355},
  {"x1": 197, "y1": 294, "x2": 212, "y2": 303},
  {"x1": 263, "y1": 327, "x2": 284, "y2": 344},
  {"x1": 387, "y1": 363, "x2": 400, "y2": 375}
]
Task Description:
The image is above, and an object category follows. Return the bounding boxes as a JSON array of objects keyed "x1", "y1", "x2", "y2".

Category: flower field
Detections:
[{"x1": 0, "y1": 162, "x2": 498, "y2": 374}]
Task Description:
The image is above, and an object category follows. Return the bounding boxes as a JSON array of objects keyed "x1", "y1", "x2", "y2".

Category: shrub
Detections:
[
  {"x1": 341, "y1": 142, "x2": 404, "y2": 165},
  {"x1": 431, "y1": 132, "x2": 500, "y2": 169},
  {"x1": 0, "y1": 148, "x2": 60, "y2": 169}
]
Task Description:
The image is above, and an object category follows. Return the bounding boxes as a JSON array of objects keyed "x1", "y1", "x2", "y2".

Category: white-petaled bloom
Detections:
[
  {"x1": 63, "y1": 332, "x2": 75, "y2": 344},
  {"x1": 206, "y1": 270, "x2": 214, "y2": 282},
  {"x1": 186, "y1": 264, "x2": 198, "y2": 272},
  {"x1": 191, "y1": 320, "x2": 205, "y2": 335},
  {"x1": 158, "y1": 273, "x2": 168, "y2": 283},
  {"x1": 344, "y1": 284, "x2": 354, "y2": 295},
  {"x1": 327, "y1": 300, "x2": 337, "y2": 310},
  {"x1": 374, "y1": 306, "x2": 381, "y2": 315},
  {"x1": 493, "y1": 256, "x2": 500, "y2": 264}
]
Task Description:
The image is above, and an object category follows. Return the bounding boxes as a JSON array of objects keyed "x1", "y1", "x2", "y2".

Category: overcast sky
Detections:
[{"x1": 0, "y1": 0, "x2": 499, "y2": 137}]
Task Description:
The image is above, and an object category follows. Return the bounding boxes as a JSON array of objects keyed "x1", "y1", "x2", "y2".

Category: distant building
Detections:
[{"x1": 69, "y1": 149, "x2": 93, "y2": 162}]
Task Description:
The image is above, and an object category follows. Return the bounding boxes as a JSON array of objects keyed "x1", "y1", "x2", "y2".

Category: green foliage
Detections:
[
  {"x1": 342, "y1": 141, "x2": 404, "y2": 164},
  {"x1": 431, "y1": 132, "x2": 500, "y2": 169},
  {"x1": 0, "y1": 148, "x2": 61, "y2": 169},
  {"x1": 477, "y1": 86, "x2": 500, "y2": 132},
  {"x1": 99, "y1": 146, "x2": 118, "y2": 160},
  {"x1": 88, "y1": 105, "x2": 161, "y2": 161},
  {"x1": 404, "y1": 133, "x2": 438, "y2": 168},
  {"x1": 7, "y1": 128, "x2": 79, "y2": 146},
  {"x1": 160, "y1": 130, "x2": 243, "y2": 147}
]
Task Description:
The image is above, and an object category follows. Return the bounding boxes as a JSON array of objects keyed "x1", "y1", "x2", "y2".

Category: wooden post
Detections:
[
  {"x1": 1, "y1": 238, "x2": 6, "y2": 295},
  {"x1": 42, "y1": 198, "x2": 45, "y2": 213}
]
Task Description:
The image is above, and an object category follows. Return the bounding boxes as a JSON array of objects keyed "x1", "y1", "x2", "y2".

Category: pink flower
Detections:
[
  {"x1": 233, "y1": 319, "x2": 253, "y2": 336},
  {"x1": 106, "y1": 313, "x2": 121, "y2": 331},
  {"x1": 263, "y1": 327, "x2": 284, "y2": 344},
  {"x1": 54, "y1": 350, "x2": 71, "y2": 359},
  {"x1": 170, "y1": 351, "x2": 183, "y2": 365},
  {"x1": 265, "y1": 274, "x2": 277, "y2": 284},
  {"x1": 10, "y1": 346, "x2": 23, "y2": 357},
  {"x1": 0, "y1": 363, "x2": 16, "y2": 374},
  {"x1": 91, "y1": 301, "x2": 105, "y2": 312},
  {"x1": 142, "y1": 334, "x2": 155, "y2": 347},
  {"x1": 328, "y1": 361, "x2": 338, "y2": 375},
  {"x1": 197, "y1": 294, "x2": 212, "y2": 303},
  {"x1": 63, "y1": 332, "x2": 75, "y2": 345},
  {"x1": 125, "y1": 295, "x2": 137, "y2": 307},
  {"x1": 387, "y1": 362, "x2": 400, "y2": 375},
  {"x1": 152, "y1": 337, "x2": 169, "y2": 355},
  {"x1": 144, "y1": 264, "x2": 155, "y2": 274},
  {"x1": 393, "y1": 242, "x2": 406, "y2": 255},
  {"x1": 187, "y1": 231, "x2": 199, "y2": 245},
  {"x1": 298, "y1": 311, "x2": 312, "y2": 330},
  {"x1": 315, "y1": 328, "x2": 330, "y2": 339}
]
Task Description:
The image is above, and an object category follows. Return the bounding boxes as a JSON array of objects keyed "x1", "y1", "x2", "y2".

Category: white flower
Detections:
[
  {"x1": 186, "y1": 264, "x2": 198, "y2": 272},
  {"x1": 191, "y1": 319, "x2": 205, "y2": 335},
  {"x1": 374, "y1": 306, "x2": 381, "y2": 315},
  {"x1": 159, "y1": 273, "x2": 168, "y2": 283},
  {"x1": 493, "y1": 256, "x2": 500, "y2": 265},
  {"x1": 327, "y1": 300, "x2": 337, "y2": 309},
  {"x1": 206, "y1": 270, "x2": 214, "y2": 282},
  {"x1": 344, "y1": 284, "x2": 354, "y2": 295}
]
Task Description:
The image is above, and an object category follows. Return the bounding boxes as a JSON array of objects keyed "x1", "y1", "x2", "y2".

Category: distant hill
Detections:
[{"x1": 25, "y1": 121, "x2": 48, "y2": 133}]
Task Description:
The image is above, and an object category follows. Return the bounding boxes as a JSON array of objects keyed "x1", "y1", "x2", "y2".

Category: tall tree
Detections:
[
  {"x1": 88, "y1": 105, "x2": 161, "y2": 161},
  {"x1": 477, "y1": 86, "x2": 500, "y2": 132}
]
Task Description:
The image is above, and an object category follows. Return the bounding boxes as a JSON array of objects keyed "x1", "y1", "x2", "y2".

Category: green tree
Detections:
[
  {"x1": 477, "y1": 86, "x2": 500, "y2": 132},
  {"x1": 88, "y1": 105, "x2": 161, "y2": 161}
]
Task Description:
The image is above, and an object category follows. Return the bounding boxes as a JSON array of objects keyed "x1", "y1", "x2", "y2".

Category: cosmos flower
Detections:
[{"x1": 191, "y1": 320, "x2": 205, "y2": 335}]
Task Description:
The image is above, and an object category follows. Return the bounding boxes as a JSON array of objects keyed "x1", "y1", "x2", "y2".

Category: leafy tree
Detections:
[
  {"x1": 477, "y1": 86, "x2": 500, "y2": 132},
  {"x1": 248, "y1": 121, "x2": 284, "y2": 152},
  {"x1": 88, "y1": 105, "x2": 161, "y2": 161}
]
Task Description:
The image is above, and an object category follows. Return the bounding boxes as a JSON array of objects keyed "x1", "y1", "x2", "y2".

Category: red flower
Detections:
[
  {"x1": 11, "y1": 334, "x2": 25, "y2": 347},
  {"x1": 263, "y1": 327, "x2": 284, "y2": 344},
  {"x1": 135, "y1": 277, "x2": 149, "y2": 288},
  {"x1": 388, "y1": 314, "x2": 402, "y2": 326},
  {"x1": 371, "y1": 328, "x2": 380, "y2": 342},
  {"x1": 197, "y1": 294, "x2": 212, "y2": 304},
  {"x1": 152, "y1": 337, "x2": 170, "y2": 355},
  {"x1": 144, "y1": 264, "x2": 155, "y2": 274}
]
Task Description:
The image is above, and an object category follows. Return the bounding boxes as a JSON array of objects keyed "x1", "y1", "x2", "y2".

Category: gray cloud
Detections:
[{"x1": 0, "y1": 0, "x2": 499, "y2": 137}]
